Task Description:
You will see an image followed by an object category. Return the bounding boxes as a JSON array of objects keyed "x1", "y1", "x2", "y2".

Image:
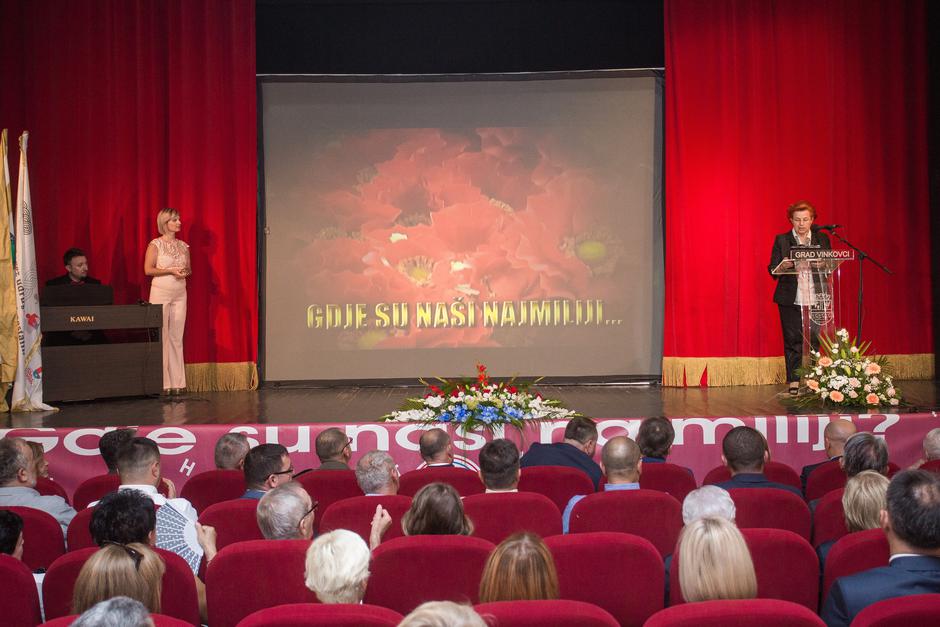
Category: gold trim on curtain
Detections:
[
  {"x1": 185, "y1": 362, "x2": 259, "y2": 391},
  {"x1": 662, "y1": 354, "x2": 934, "y2": 387}
]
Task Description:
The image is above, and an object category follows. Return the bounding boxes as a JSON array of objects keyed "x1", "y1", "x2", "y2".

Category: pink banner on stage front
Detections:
[{"x1": 3, "y1": 413, "x2": 938, "y2": 501}]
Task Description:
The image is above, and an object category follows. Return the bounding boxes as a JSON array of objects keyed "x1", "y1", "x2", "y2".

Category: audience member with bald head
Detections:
[
  {"x1": 315, "y1": 428, "x2": 351, "y2": 470},
  {"x1": 801, "y1": 418, "x2": 857, "y2": 494},
  {"x1": 561, "y1": 435, "x2": 642, "y2": 532},
  {"x1": 419, "y1": 428, "x2": 454, "y2": 467}
]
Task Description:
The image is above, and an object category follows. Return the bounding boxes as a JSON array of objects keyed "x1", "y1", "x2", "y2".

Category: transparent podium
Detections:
[{"x1": 772, "y1": 247, "x2": 855, "y2": 372}]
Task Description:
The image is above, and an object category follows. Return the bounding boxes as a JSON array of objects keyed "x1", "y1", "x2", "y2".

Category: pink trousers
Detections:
[{"x1": 150, "y1": 280, "x2": 187, "y2": 389}]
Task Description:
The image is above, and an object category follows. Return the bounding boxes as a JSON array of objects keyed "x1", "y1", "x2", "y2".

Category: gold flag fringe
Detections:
[
  {"x1": 662, "y1": 354, "x2": 934, "y2": 387},
  {"x1": 185, "y1": 362, "x2": 258, "y2": 392}
]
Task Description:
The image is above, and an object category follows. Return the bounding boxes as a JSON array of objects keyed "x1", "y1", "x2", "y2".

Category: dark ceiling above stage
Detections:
[{"x1": 256, "y1": 0, "x2": 665, "y2": 74}]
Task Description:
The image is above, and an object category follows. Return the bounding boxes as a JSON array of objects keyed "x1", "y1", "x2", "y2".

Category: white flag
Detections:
[{"x1": 12, "y1": 131, "x2": 54, "y2": 412}]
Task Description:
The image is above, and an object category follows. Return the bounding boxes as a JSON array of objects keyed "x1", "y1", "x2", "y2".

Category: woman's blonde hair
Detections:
[
  {"x1": 402, "y1": 482, "x2": 474, "y2": 536},
  {"x1": 843, "y1": 470, "x2": 890, "y2": 532},
  {"x1": 304, "y1": 529, "x2": 370, "y2": 604},
  {"x1": 478, "y1": 532, "x2": 558, "y2": 603},
  {"x1": 156, "y1": 208, "x2": 180, "y2": 235},
  {"x1": 678, "y1": 517, "x2": 757, "y2": 602},
  {"x1": 72, "y1": 542, "x2": 164, "y2": 614}
]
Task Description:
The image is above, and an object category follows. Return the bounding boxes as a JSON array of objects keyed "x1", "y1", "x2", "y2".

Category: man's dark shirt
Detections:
[
  {"x1": 520, "y1": 442, "x2": 601, "y2": 489},
  {"x1": 716, "y1": 472, "x2": 802, "y2": 497},
  {"x1": 316, "y1": 460, "x2": 349, "y2": 470},
  {"x1": 46, "y1": 274, "x2": 101, "y2": 286}
]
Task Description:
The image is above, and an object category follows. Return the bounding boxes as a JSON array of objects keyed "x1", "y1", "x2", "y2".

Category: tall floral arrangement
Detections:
[
  {"x1": 793, "y1": 328, "x2": 901, "y2": 409},
  {"x1": 382, "y1": 364, "x2": 579, "y2": 433}
]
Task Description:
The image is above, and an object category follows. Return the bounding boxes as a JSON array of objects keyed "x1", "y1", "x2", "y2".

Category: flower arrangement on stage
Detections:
[
  {"x1": 381, "y1": 363, "x2": 579, "y2": 433},
  {"x1": 793, "y1": 328, "x2": 902, "y2": 409}
]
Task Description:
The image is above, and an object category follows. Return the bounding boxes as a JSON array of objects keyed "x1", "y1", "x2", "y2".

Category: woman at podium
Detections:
[
  {"x1": 768, "y1": 201, "x2": 830, "y2": 394},
  {"x1": 145, "y1": 208, "x2": 191, "y2": 395}
]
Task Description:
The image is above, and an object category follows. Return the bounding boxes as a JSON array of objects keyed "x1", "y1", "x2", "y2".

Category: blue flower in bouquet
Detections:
[
  {"x1": 453, "y1": 404, "x2": 470, "y2": 422},
  {"x1": 438, "y1": 412, "x2": 453, "y2": 423},
  {"x1": 479, "y1": 405, "x2": 500, "y2": 424},
  {"x1": 504, "y1": 406, "x2": 524, "y2": 421}
]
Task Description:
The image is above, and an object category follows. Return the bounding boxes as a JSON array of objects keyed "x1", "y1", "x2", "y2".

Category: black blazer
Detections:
[
  {"x1": 45, "y1": 274, "x2": 101, "y2": 286},
  {"x1": 768, "y1": 230, "x2": 831, "y2": 306}
]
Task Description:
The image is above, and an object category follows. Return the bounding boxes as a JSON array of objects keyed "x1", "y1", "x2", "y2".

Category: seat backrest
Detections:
[
  {"x1": 72, "y1": 475, "x2": 122, "y2": 511},
  {"x1": 850, "y1": 593, "x2": 940, "y2": 627},
  {"x1": 812, "y1": 488, "x2": 847, "y2": 547},
  {"x1": 568, "y1": 490, "x2": 682, "y2": 558},
  {"x1": 545, "y1": 532, "x2": 663, "y2": 626},
  {"x1": 919, "y1": 460, "x2": 940, "y2": 473},
  {"x1": 644, "y1": 599, "x2": 826, "y2": 627},
  {"x1": 704, "y1": 462, "x2": 801, "y2": 489},
  {"x1": 0, "y1": 553, "x2": 42, "y2": 627},
  {"x1": 0, "y1": 505, "x2": 66, "y2": 570},
  {"x1": 822, "y1": 528, "x2": 889, "y2": 597},
  {"x1": 517, "y1": 466, "x2": 596, "y2": 512},
  {"x1": 36, "y1": 477, "x2": 70, "y2": 503},
  {"x1": 295, "y1": 470, "x2": 362, "y2": 533},
  {"x1": 398, "y1": 467, "x2": 485, "y2": 497},
  {"x1": 319, "y1": 495, "x2": 411, "y2": 543},
  {"x1": 237, "y1": 603, "x2": 404, "y2": 626},
  {"x1": 364, "y1": 535, "x2": 494, "y2": 615},
  {"x1": 179, "y1": 469, "x2": 246, "y2": 513},
  {"x1": 671, "y1": 528, "x2": 818, "y2": 611},
  {"x1": 728, "y1": 488, "x2": 811, "y2": 540},
  {"x1": 206, "y1": 539, "x2": 315, "y2": 627},
  {"x1": 198, "y1": 498, "x2": 263, "y2": 549},
  {"x1": 462, "y1": 493, "x2": 561, "y2": 544},
  {"x1": 43, "y1": 546, "x2": 199, "y2": 623},
  {"x1": 66, "y1": 506, "x2": 96, "y2": 551},
  {"x1": 474, "y1": 600, "x2": 620, "y2": 627},
  {"x1": 638, "y1": 463, "x2": 697, "y2": 503},
  {"x1": 805, "y1": 460, "x2": 847, "y2": 502}
]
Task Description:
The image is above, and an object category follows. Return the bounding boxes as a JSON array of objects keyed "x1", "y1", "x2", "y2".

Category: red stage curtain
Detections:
[
  {"x1": 0, "y1": 0, "x2": 257, "y2": 388},
  {"x1": 663, "y1": 0, "x2": 932, "y2": 385}
]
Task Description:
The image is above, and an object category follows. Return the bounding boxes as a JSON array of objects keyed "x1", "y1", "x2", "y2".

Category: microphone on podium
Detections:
[{"x1": 811, "y1": 224, "x2": 841, "y2": 232}]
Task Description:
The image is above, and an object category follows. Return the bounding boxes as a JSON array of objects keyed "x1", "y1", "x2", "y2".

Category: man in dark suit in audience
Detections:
[
  {"x1": 841, "y1": 432, "x2": 889, "y2": 478},
  {"x1": 801, "y1": 418, "x2": 857, "y2": 494},
  {"x1": 419, "y1": 428, "x2": 454, "y2": 467},
  {"x1": 242, "y1": 443, "x2": 294, "y2": 499},
  {"x1": 715, "y1": 426, "x2": 802, "y2": 497},
  {"x1": 821, "y1": 470, "x2": 940, "y2": 626},
  {"x1": 520, "y1": 416, "x2": 602, "y2": 489},
  {"x1": 479, "y1": 439, "x2": 521, "y2": 493},
  {"x1": 314, "y1": 428, "x2": 351, "y2": 470}
]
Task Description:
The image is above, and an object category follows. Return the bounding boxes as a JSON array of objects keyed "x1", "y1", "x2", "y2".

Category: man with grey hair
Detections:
[
  {"x1": 256, "y1": 482, "x2": 316, "y2": 540},
  {"x1": 919, "y1": 428, "x2": 940, "y2": 466},
  {"x1": 682, "y1": 485, "x2": 736, "y2": 525},
  {"x1": 841, "y1": 432, "x2": 889, "y2": 478},
  {"x1": 214, "y1": 432, "x2": 250, "y2": 470},
  {"x1": 801, "y1": 418, "x2": 857, "y2": 494},
  {"x1": 0, "y1": 438, "x2": 76, "y2": 534},
  {"x1": 72, "y1": 596, "x2": 154, "y2": 627},
  {"x1": 315, "y1": 427, "x2": 351, "y2": 470},
  {"x1": 355, "y1": 450, "x2": 399, "y2": 496},
  {"x1": 419, "y1": 428, "x2": 454, "y2": 467}
]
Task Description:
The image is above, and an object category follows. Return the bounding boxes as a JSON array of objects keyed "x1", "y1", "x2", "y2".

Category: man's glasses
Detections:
[
  {"x1": 272, "y1": 466, "x2": 294, "y2": 476},
  {"x1": 343, "y1": 437, "x2": 353, "y2": 451},
  {"x1": 101, "y1": 541, "x2": 143, "y2": 571},
  {"x1": 303, "y1": 501, "x2": 319, "y2": 519}
]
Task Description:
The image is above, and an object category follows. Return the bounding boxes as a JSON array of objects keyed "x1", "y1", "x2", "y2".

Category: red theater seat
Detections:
[
  {"x1": 474, "y1": 600, "x2": 619, "y2": 626},
  {"x1": 805, "y1": 460, "x2": 846, "y2": 501},
  {"x1": 398, "y1": 467, "x2": 484, "y2": 497},
  {"x1": 198, "y1": 499, "x2": 262, "y2": 549},
  {"x1": 41, "y1": 614, "x2": 193, "y2": 626},
  {"x1": 644, "y1": 599, "x2": 825, "y2": 627},
  {"x1": 43, "y1": 546, "x2": 199, "y2": 623},
  {"x1": 919, "y1": 459, "x2": 940, "y2": 473},
  {"x1": 206, "y1": 539, "x2": 314, "y2": 627},
  {"x1": 319, "y1": 495, "x2": 411, "y2": 543},
  {"x1": 66, "y1": 507, "x2": 96, "y2": 551},
  {"x1": 545, "y1": 532, "x2": 663, "y2": 626},
  {"x1": 822, "y1": 529, "x2": 889, "y2": 598},
  {"x1": 0, "y1": 554, "x2": 42, "y2": 627},
  {"x1": 36, "y1": 477, "x2": 70, "y2": 503},
  {"x1": 518, "y1": 466, "x2": 596, "y2": 512},
  {"x1": 237, "y1": 603, "x2": 403, "y2": 626},
  {"x1": 364, "y1": 535, "x2": 494, "y2": 615},
  {"x1": 0, "y1": 506, "x2": 66, "y2": 570},
  {"x1": 295, "y1": 470, "x2": 362, "y2": 533},
  {"x1": 812, "y1": 488, "x2": 848, "y2": 547},
  {"x1": 462, "y1": 493, "x2": 561, "y2": 544},
  {"x1": 703, "y1": 461, "x2": 801, "y2": 489},
  {"x1": 180, "y1": 469, "x2": 246, "y2": 513},
  {"x1": 728, "y1": 488, "x2": 811, "y2": 540},
  {"x1": 850, "y1": 593, "x2": 940, "y2": 627},
  {"x1": 568, "y1": 489, "x2": 682, "y2": 558},
  {"x1": 638, "y1": 463, "x2": 697, "y2": 502},
  {"x1": 670, "y1": 528, "x2": 818, "y2": 611}
]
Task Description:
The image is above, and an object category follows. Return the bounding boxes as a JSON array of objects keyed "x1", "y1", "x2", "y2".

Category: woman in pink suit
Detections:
[{"x1": 145, "y1": 208, "x2": 190, "y2": 394}]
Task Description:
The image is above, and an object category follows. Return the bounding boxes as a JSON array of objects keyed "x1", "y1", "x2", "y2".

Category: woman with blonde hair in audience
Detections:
[
  {"x1": 478, "y1": 532, "x2": 558, "y2": 603},
  {"x1": 26, "y1": 441, "x2": 50, "y2": 478},
  {"x1": 815, "y1": 469, "x2": 890, "y2": 565},
  {"x1": 398, "y1": 601, "x2": 486, "y2": 627},
  {"x1": 677, "y1": 517, "x2": 757, "y2": 602},
  {"x1": 72, "y1": 542, "x2": 165, "y2": 614},
  {"x1": 304, "y1": 529, "x2": 371, "y2": 604},
  {"x1": 402, "y1": 482, "x2": 474, "y2": 536}
]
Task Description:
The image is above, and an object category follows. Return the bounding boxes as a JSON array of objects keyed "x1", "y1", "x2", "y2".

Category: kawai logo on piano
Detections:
[{"x1": 69, "y1": 315, "x2": 95, "y2": 323}]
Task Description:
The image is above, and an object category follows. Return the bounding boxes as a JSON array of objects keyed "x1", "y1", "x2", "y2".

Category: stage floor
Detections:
[{"x1": 5, "y1": 380, "x2": 939, "y2": 429}]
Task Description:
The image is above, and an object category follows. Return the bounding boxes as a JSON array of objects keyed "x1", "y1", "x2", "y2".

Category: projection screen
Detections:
[{"x1": 261, "y1": 74, "x2": 663, "y2": 381}]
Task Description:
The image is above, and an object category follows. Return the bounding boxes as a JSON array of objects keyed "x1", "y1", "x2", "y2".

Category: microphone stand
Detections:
[{"x1": 825, "y1": 228, "x2": 892, "y2": 338}]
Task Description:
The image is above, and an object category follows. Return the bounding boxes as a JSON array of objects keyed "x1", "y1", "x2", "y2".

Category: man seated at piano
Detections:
[{"x1": 45, "y1": 248, "x2": 102, "y2": 286}]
